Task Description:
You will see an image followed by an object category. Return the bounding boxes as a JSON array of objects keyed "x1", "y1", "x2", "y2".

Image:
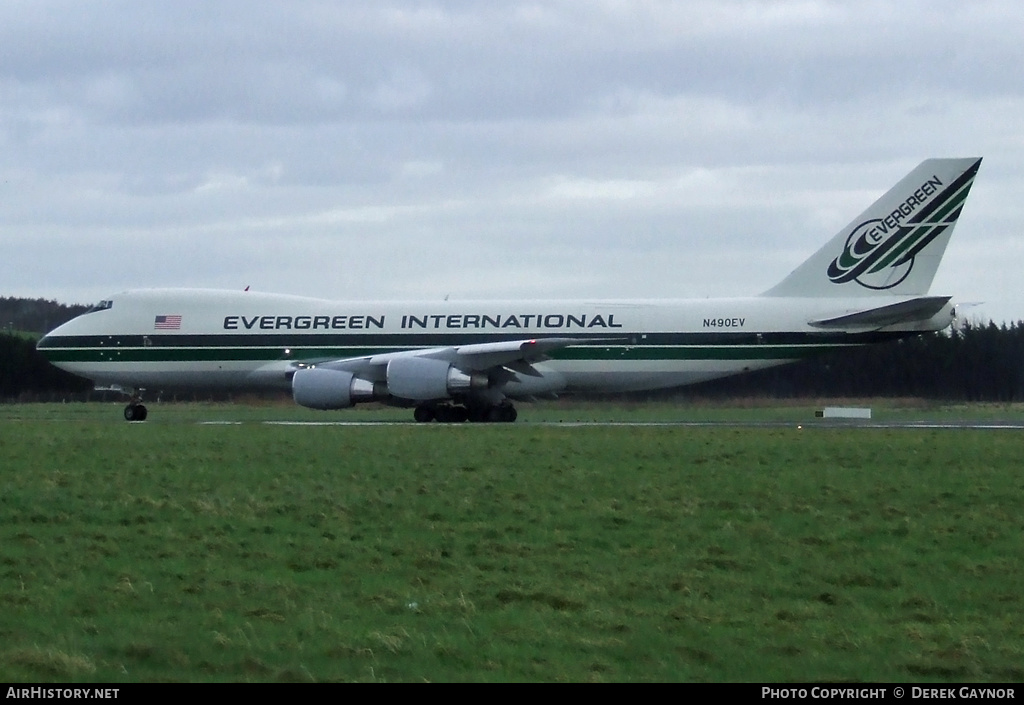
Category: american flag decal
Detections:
[{"x1": 154, "y1": 314, "x2": 182, "y2": 330}]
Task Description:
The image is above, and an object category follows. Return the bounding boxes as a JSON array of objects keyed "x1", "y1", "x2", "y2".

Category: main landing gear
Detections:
[{"x1": 413, "y1": 402, "x2": 518, "y2": 423}]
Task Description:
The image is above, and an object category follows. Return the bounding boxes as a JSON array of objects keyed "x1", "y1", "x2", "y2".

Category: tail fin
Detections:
[{"x1": 764, "y1": 158, "x2": 981, "y2": 298}]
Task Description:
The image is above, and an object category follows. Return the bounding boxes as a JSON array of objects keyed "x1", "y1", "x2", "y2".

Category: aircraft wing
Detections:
[
  {"x1": 311, "y1": 336, "x2": 594, "y2": 375},
  {"x1": 291, "y1": 336, "x2": 618, "y2": 408},
  {"x1": 809, "y1": 296, "x2": 952, "y2": 330}
]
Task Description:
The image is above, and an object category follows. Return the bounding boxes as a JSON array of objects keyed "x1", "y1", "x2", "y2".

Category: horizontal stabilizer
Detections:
[{"x1": 809, "y1": 296, "x2": 951, "y2": 330}]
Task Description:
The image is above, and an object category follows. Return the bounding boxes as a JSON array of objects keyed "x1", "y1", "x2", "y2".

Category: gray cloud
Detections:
[{"x1": 1, "y1": 0, "x2": 1022, "y2": 322}]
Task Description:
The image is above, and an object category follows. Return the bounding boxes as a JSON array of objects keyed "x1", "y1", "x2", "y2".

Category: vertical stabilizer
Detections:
[{"x1": 764, "y1": 158, "x2": 981, "y2": 298}]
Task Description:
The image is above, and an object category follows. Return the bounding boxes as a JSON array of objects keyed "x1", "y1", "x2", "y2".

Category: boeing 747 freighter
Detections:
[{"x1": 38, "y1": 158, "x2": 982, "y2": 422}]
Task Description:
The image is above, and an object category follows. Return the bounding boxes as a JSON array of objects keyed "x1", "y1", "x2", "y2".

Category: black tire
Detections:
[
  {"x1": 486, "y1": 404, "x2": 517, "y2": 423},
  {"x1": 413, "y1": 405, "x2": 435, "y2": 423},
  {"x1": 124, "y1": 404, "x2": 147, "y2": 422}
]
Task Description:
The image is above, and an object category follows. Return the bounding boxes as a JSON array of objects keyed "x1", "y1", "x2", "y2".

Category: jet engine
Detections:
[
  {"x1": 291, "y1": 367, "x2": 381, "y2": 409},
  {"x1": 386, "y1": 356, "x2": 488, "y2": 400}
]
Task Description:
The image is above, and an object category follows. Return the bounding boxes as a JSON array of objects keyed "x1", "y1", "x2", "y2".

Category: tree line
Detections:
[
  {"x1": 0, "y1": 297, "x2": 93, "y2": 399},
  {"x1": 685, "y1": 321, "x2": 1024, "y2": 402},
  {"x1": 2, "y1": 296, "x2": 1023, "y2": 402},
  {"x1": 0, "y1": 296, "x2": 89, "y2": 336}
]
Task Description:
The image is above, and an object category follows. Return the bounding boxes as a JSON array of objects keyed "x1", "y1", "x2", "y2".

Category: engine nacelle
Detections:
[
  {"x1": 292, "y1": 367, "x2": 380, "y2": 409},
  {"x1": 386, "y1": 356, "x2": 488, "y2": 401}
]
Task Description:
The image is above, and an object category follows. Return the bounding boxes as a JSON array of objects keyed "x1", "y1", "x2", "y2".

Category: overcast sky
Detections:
[{"x1": 3, "y1": 0, "x2": 1023, "y2": 323}]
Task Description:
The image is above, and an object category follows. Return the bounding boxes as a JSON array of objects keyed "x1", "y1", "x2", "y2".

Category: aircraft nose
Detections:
[
  {"x1": 36, "y1": 332, "x2": 56, "y2": 356},
  {"x1": 36, "y1": 322, "x2": 70, "y2": 358}
]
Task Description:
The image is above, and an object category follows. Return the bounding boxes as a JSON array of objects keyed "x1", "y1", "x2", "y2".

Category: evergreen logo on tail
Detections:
[{"x1": 827, "y1": 162, "x2": 980, "y2": 290}]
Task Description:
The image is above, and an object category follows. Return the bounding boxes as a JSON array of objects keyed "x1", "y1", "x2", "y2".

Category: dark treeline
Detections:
[
  {"x1": 0, "y1": 296, "x2": 90, "y2": 336},
  {"x1": 690, "y1": 321, "x2": 1024, "y2": 402},
  {"x1": 1, "y1": 333, "x2": 93, "y2": 399},
  {"x1": 1, "y1": 297, "x2": 94, "y2": 400}
]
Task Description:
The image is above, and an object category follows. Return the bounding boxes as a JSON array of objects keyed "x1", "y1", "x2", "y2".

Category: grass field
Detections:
[{"x1": 1, "y1": 401, "x2": 1023, "y2": 682}]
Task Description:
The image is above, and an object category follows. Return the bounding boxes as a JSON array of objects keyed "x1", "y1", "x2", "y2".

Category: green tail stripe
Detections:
[
  {"x1": 892, "y1": 224, "x2": 949, "y2": 267},
  {"x1": 867, "y1": 225, "x2": 934, "y2": 274},
  {"x1": 929, "y1": 184, "x2": 971, "y2": 223}
]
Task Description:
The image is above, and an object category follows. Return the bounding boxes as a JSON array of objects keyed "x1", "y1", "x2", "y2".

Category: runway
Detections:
[{"x1": 197, "y1": 420, "x2": 1024, "y2": 430}]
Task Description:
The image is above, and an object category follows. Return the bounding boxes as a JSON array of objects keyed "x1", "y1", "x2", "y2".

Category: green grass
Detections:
[
  {"x1": 1, "y1": 402, "x2": 1023, "y2": 681},
  {"x1": 11, "y1": 396, "x2": 1024, "y2": 425}
]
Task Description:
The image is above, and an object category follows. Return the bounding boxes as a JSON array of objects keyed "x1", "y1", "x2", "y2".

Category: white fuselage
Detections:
[{"x1": 38, "y1": 288, "x2": 953, "y2": 396}]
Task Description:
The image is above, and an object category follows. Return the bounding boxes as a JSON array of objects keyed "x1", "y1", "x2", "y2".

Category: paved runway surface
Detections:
[{"x1": 199, "y1": 420, "x2": 1024, "y2": 429}]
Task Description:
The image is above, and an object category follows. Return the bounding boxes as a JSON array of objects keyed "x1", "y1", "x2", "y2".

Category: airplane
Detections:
[{"x1": 38, "y1": 157, "x2": 982, "y2": 422}]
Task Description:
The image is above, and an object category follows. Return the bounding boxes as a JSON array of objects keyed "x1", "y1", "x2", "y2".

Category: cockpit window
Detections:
[{"x1": 85, "y1": 300, "x2": 113, "y2": 314}]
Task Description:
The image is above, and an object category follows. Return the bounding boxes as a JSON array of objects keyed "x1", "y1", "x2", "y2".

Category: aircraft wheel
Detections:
[
  {"x1": 487, "y1": 404, "x2": 517, "y2": 423},
  {"x1": 413, "y1": 405, "x2": 435, "y2": 423},
  {"x1": 433, "y1": 405, "x2": 468, "y2": 423},
  {"x1": 443, "y1": 405, "x2": 468, "y2": 423},
  {"x1": 467, "y1": 406, "x2": 490, "y2": 423},
  {"x1": 124, "y1": 403, "x2": 148, "y2": 422}
]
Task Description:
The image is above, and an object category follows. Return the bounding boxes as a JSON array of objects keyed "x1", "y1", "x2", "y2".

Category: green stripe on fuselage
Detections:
[
  {"x1": 38, "y1": 330, "x2": 914, "y2": 364},
  {"x1": 37, "y1": 330, "x2": 909, "y2": 350},
  {"x1": 40, "y1": 345, "x2": 843, "y2": 363}
]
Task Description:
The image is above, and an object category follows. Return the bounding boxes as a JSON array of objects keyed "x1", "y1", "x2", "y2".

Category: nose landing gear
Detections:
[
  {"x1": 123, "y1": 389, "x2": 148, "y2": 422},
  {"x1": 124, "y1": 403, "x2": 148, "y2": 422}
]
